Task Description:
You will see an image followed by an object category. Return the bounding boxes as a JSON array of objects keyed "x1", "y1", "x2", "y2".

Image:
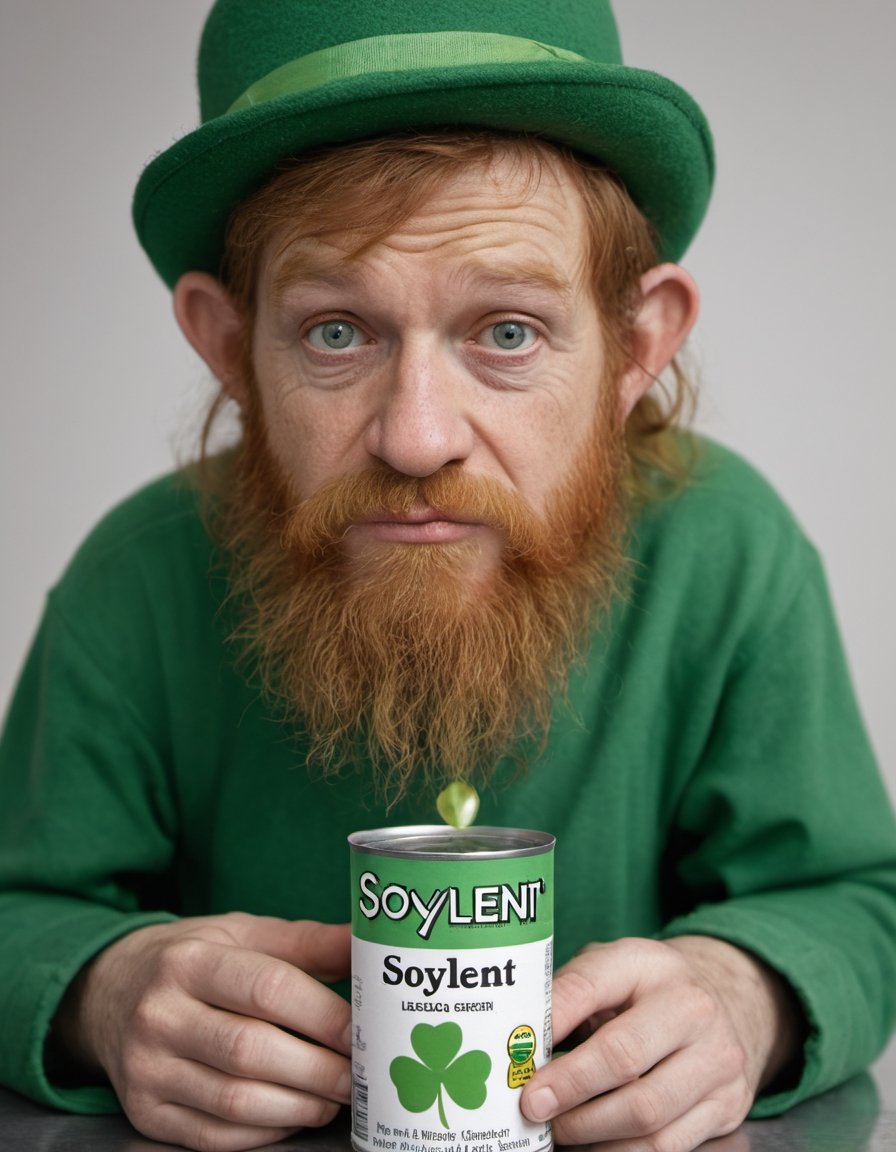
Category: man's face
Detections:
[
  {"x1": 249, "y1": 153, "x2": 608, "y2": 581},
  {"x1": 175, "y1": 141, "x2": 696, "y2": 798},
  {"x1": 207, "y1": 149, "x2": 635, "y2": 801}
]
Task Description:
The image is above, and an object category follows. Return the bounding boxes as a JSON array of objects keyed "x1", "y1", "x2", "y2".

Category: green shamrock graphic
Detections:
[{"x1": 390, "y1": 1021, "x2": 491, "y2": 1129}]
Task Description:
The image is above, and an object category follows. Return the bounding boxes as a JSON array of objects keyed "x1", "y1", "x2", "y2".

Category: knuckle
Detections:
[
  {"x1": 605, "y1": 937, "x2": 680, "y2": 992},
  {"x1": 614, "y1": 936, "x2": 665, "y2": 969},
  {"x1": 685, "y1": 981, "x2": 717, "y2": 1025},
  {"x1": 216, "y1": 1020, "x2": 261, "y2": 1074},
  {"x1": 118, "y1": 1083, "x2": 159, "y2": 1131},
  {"x1": 560, "y1": 1060, "x2": 599, "y2": 1105},
  {"x1": 725, "y1": 1038, "x2": 750, "y2": 1081},
  {"x1": 216, "y1": 910, "x2": 255, "y2": 944},
  {"x1": 159, "y1": 936, "x2": 208, "y2": 979},
  {"x1": 727, "y1": 1074, "x2": 756, "y2": 1121},
  {"x1": 222, "y1": 910, "x2": 254, "y2": 931},
  {"x1": 248, "y1": 957, "x2": 290, "y2": 1016},
  {"x1": 301, "y1": 1050, "x2": 343, "y2": 1099},
  {"x1": 711, "y1": 1029, "x2": 750, "y2": 1087},
  {"x1": 601, "y1": 1026, "x2": 646, "y2": 1083},
  {"x1": 117, "y1": 1082, "x2": 141, "y2": 1118},
  {"x1": 641, "y1": 1125, "x2": 700, "y2": 1152},
  {"x1": 213, "y1": 1078, "x2": 255, "y2": 1122},
  {"x1": 129, "y1": 994, "x2": 168, "y2": 1043},
  {"x1": 299, "y1": 1095, "x2": 341, "y2": 1128},
  {"x1": 554, "y1": 964, "x2": 598, "y2": 1005},
  {"x1": 320, "y1": 993, "x2": 352, "y2": 1041},
  {"x1": 627, "y1": 1082, "x2": 665, "y2": 1133}
]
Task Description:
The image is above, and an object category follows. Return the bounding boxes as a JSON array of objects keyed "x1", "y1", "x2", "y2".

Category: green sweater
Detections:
[{"x1": 1, "y1": 439, "x2": 894, "y2": 1119}]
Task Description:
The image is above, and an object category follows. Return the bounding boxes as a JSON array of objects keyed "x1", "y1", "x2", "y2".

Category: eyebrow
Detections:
[
  {"x1": 451, "y1": 258, "x2": 578, "y2": 309},
  {"x1": 269, "y1": 248, "x2": 356, "y2": 310},
  {"x1": 267, "y1": 248, "x2": 579, "y2": 313}
]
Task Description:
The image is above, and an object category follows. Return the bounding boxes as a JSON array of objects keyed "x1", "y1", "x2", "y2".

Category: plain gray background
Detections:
[{"x1": 1, "y1": 0, "x2": 894, "y2": 1098}]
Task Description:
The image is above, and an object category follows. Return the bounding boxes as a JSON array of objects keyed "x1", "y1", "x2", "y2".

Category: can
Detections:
[{"x1": 349, "y1": 825, "x2": 555, "y2": 1152}]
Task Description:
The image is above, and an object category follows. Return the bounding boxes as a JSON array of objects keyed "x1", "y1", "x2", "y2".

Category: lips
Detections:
[
  {"x1": 350, "y1": 506, "x2": 487, "y2": 544},
  {"x1": 357, "y1": 505, "x2": 477, "y2": 527}
]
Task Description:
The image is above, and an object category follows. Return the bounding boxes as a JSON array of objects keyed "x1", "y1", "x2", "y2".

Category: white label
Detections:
[{"x1": 352, "y1": 938, "x2": 553, "y2": 1152}]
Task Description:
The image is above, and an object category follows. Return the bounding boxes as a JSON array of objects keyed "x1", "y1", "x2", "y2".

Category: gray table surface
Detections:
[{"x1": 1, "y1": 1076, "x2": 894, "y2": 1152}]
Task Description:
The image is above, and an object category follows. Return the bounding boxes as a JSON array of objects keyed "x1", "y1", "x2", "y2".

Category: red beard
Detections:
[{"x1": 213, "y1": 379, "x2": 630, "y2": 806}]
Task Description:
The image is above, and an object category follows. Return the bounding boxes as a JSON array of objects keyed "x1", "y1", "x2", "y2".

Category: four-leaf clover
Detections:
[{"x1": 390, "y1": 1022, "x2": 491, "y2": 1129}]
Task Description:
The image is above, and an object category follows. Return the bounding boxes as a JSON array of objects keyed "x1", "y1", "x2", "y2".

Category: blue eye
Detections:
[
  {"x1": 482, "y1": 322, "x2": 536, "y2": 351},
  {"x1": 307, "y1": 320, "x2": 362, "y2": 350}
]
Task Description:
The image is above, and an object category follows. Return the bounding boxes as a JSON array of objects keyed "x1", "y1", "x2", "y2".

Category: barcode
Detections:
[
  {"x1": 544, "y1": 939, "x2": 553, "y2": 1060},
  {"x1": 353, "y1": 1069, "x2": 369, "y2": 1142}
]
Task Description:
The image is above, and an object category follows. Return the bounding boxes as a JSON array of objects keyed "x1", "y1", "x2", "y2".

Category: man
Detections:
[{"x1": 1, "y1": 3, "x2": 894, "y2": 1152}]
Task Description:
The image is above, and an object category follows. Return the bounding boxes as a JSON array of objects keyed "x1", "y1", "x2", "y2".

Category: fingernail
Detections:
[
  {"x1": 337, "y1": 1067, "x2": 353, "y2": 1104},
  {"x1": 525, "y1": 1086, "x2": 558, "y2": 1121}
]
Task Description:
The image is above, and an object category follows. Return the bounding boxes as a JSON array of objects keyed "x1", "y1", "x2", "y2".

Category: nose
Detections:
[{"x1": 363, "y1": 339, "x2": 474, "y2": 477}]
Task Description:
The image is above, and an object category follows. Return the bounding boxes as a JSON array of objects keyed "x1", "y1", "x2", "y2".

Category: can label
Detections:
[{"x1": 350, "y1": 829, "x2": 553, "y2": 1152}]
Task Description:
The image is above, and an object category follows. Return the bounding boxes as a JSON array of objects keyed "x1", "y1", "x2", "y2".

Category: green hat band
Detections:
[{"x1": 229, "y1": 32, "x2": 590, "y2": 114}]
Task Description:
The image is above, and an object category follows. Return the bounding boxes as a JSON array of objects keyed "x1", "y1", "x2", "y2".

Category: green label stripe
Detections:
[{"x1": 351, "y1": 849, "x2": 553, "y2": 949}]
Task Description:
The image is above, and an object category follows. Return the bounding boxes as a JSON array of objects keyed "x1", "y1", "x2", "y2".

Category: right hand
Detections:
[{"x1": 53, "y1": 912, "x2": 353, "y2": 1151}]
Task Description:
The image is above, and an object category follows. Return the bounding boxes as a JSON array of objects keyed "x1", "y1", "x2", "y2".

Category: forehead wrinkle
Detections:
[
  {"x1": 265, "y1": 202, "x2": 588, "y2": 315},
  {"x1": 267, "y1": 244, "x2": 580, "y2": 315}
]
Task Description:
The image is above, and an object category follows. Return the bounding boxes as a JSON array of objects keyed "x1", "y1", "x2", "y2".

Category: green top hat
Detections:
[{"x1": 133, "y1": 0, "x2": 714, "y2": 288}]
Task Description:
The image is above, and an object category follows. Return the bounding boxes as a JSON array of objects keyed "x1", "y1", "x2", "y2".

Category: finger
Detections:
[
  {"x1": 523, "y1": 990, "x2": 690, "y2": 1120},
  {"x1": 551, "y1": 1097, "x2": 745, "y2": 1151},
  {"x1": 543, "y1": 1046, "x2": 730, "y2": 1145},
  {"x1": 175, "y1": 938, "x2": 352, "y2": 1053},
  {"x1": 137, "y1": 1100, "x2": 301, "y2": 1152},
  {"x1": 550, "y1": 940, "x2": 651, "y2": 1044},
  {"x1": 178, "y1": 1003, "x2": 352, "y2": 1102},
  {"x1": 163, "y1": 1056, "x2": 342, "y2": 1130},
  {"x1": 217, "y1": 912, "x2": 350, "y2": 976},
  {"x1": 256, "y1": 916, "x2": 350, "y2": 981}
]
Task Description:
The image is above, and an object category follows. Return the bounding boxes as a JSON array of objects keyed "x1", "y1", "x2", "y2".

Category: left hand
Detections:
[{"x1": 520, "y1": 935, "x2": 801, "y2": 1149}]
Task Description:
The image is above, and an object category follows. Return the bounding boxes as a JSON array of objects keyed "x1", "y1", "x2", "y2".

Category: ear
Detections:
[
  {"x1": 618, "y1": 263, "x2": 700, "y2": 420},
  {"x1": 173, "y1": 272, "x2": 248, "y2": 407}
]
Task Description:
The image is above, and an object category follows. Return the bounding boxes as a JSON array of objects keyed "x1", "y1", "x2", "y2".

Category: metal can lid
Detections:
[{"x1": 348, "y1": 824, "x2": 554, "y2": 860}]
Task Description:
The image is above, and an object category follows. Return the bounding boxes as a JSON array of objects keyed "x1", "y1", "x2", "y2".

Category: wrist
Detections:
[{"x1": 45, "y1": 958, "x2": 107, "y2": 1085}]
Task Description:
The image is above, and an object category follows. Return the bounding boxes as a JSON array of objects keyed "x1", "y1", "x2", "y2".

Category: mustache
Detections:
[{"x1": 281, "y1": 466, "x2": 544, "y2": 557}]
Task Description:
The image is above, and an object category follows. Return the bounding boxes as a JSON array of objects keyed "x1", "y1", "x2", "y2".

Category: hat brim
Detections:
[{"x1": 134, "y1": 60, "x2": 713, "y2": 287}]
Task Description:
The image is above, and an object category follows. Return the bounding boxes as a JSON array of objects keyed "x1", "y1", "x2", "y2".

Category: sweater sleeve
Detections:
[
  {"x1": 657, "y1": 546, "x2": 896, "y2": 1116},
  {"x1": 0, "y1": 597, "x2": 178, "y2": 1113}
]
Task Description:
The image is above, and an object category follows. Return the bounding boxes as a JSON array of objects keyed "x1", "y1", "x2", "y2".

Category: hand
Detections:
[
  {"x1": 53, "y1": 912, "x2": 352, "y2": 1151},
  {"x1": 520, "y1": 935, "x2": 801, "y2": 1150}
]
